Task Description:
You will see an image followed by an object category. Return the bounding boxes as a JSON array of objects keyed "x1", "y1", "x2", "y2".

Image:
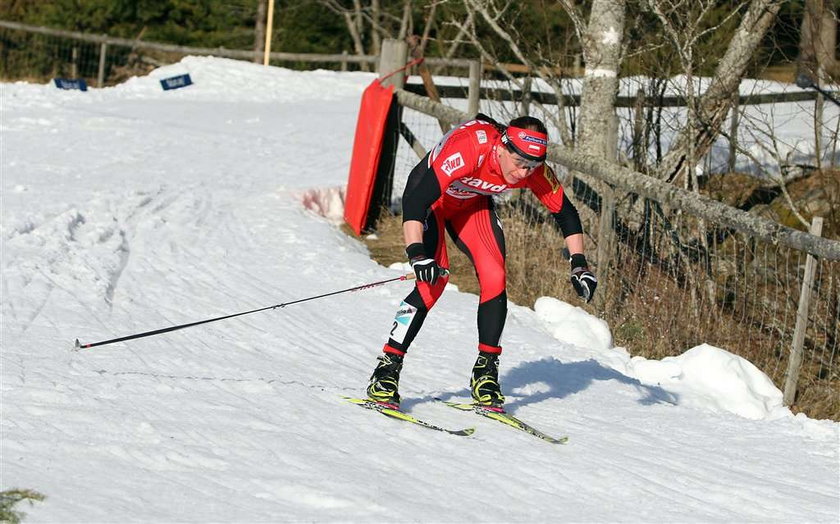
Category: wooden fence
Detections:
[
  {"x1": 393, "y1": 88, "x2": 839, "y2": 418},
  {"x1": 0, "y1": 20, "x2": 483, "y2": 88},
  {"x1": 0, "y1": 19, "x2": 376, "y2": 82}
]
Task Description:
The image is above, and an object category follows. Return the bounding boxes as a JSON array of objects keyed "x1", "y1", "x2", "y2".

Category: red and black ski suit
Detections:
[{"x1": 383, "y1": 117, "x2": 583, "y2": 357}]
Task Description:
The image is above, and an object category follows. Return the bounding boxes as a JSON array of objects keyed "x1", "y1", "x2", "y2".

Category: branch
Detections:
[{"x1": 464, "y1": 0, "x2": 573, "y2": 144}]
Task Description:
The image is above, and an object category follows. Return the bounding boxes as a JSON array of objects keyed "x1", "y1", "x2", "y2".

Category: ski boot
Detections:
[
  {"x1": 471, "y1": 351, "x2": 505, "y2": 407},
  {"x1": 366, "y1": 353, "x2": 404, "y2": 407}
]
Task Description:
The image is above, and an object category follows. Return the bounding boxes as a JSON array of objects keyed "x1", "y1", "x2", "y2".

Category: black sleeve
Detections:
[
  {"x1": 551, "y1": 193, "x2": 583, "y2": 237},
  {"x1": 402, "y1": 154, "x2": 442, "y2": 223}
]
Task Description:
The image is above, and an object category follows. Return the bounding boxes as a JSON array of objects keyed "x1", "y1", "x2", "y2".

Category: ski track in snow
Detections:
[{"x1": 1, "y1": 58, "x2": 838, "y2": 522}]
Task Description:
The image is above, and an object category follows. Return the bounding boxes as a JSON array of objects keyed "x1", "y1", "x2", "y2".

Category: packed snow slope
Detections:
[{"x1": 2, "y1": 57, "x2": 838, "y2": 522}]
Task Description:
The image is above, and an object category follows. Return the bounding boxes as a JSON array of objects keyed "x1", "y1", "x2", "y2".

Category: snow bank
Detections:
[
  {"x1": 532, "y1": 297, "x2": 791, "y2": 420},
  {"x1": 534, "y1": 296, "x2": 612, "y2": 351},
  {"x1": 121, "y1": 56, "x2": 374, "y2": 103},
  {"x1": 625, "y1": 344, "x2": 791, "y2": 420}
]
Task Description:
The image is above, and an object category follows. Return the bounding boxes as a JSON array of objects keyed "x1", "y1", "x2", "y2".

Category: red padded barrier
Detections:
[{"x1": 344, "y1": 79, "x2": 395, "y2": 235}]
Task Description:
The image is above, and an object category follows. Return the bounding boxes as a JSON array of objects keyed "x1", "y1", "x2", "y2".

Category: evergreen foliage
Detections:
[
  {"x1": 0, "y1": 0, "x2": 806, "y2": 71},
  {"x1": 0, "y1": 489, "x2": 46, "y2": 524}
]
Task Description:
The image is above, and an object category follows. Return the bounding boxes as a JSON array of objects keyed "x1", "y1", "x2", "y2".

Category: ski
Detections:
[
  {"x1": 343, "y1": 397, "x2": 475, "y2": 437},
  {"x1": 438, "y1": 400, "x2": 568, "y2": 444}
]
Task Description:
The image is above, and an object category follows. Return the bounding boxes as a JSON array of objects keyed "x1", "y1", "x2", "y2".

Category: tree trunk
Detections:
[
  {"x1": 253, "y1": 0, "x2": 266, "y2": 63},
  {"x1": 398, "y1": 0, "x2": 412, "y2": 40},
  {"x1": 576, "y1": 0, "x2": 626, "y2": 307},
  {"x1": 371, "y1": 0, "x2": 381, "y2": 57},
  {"x1": 344, "y1": 0, "x2": 368, "y2": 71},
  {"x1": 798, "y1": 0, "x2": 839, "y2": 80},
  {"x1": 657, "y1": 0, "x2": 784, "y2": 182},
  {"x1": 577, "y1": 0, "x2": 625, "y2": 157}
]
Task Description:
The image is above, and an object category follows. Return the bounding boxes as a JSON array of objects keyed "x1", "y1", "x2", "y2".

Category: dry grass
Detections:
[{"x1": 759, "y1": 63, "x2": 796, "y2": 83}]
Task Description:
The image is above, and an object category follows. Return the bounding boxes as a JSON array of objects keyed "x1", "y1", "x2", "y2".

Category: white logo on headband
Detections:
[{"x1": 517, "y1": 131, "x2": 547, "y2": 146}]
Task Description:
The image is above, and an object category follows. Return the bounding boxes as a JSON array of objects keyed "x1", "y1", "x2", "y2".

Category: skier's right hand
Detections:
[
  {"x1": 406, "y1": 243, "x2": 444, "y2": 284},
  {"x1": 570, "y1": 253, "x2": 597, "y2": 303}
]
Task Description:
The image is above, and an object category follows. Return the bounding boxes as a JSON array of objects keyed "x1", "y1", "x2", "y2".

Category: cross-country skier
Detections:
[{"x1": 367, "y1": 114, "x2": 597, "y2": 407}]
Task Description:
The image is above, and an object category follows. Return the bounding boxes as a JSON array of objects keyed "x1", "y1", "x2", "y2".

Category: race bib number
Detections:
[{"x1": 389, "y1": 301, "x2": 419, "y2": 343}]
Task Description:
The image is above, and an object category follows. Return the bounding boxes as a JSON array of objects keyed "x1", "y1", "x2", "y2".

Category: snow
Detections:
[
  {"x1": 534, "y1": 296, "x2": 613, "y2": 353},
  {"x1": 1, "y1": 56, "x2": 838, "y2": 522},
  {"x1": 624, "y1": 344, "x2": 791, "y2": 420}
]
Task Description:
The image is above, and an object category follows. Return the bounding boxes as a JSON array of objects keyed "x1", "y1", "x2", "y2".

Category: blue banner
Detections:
[
  {"x1": 53, "y1": 78, "x2": 88, "y2": 91},
  {"x1": 160, "y1": 74, "x2": 193, "y2": 91}
]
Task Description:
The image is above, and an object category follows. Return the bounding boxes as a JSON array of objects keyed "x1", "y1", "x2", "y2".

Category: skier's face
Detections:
[{"x1": 499, "y1": 146, "x2": 540, "y2": 184}]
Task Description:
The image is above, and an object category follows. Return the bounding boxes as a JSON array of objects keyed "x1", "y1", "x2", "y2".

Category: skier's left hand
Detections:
[{"x1": 570, "y1": 254, "x2": 597, "y2": 303}]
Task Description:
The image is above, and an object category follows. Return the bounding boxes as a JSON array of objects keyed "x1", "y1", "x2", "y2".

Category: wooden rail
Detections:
[
  {"x1": 0, "y1": 19, "x2": 377, "y2": 65},
  {"x1": 403, "y1": 82, "x2": 830, "y2": 107},
  {"x1": 394, "y1": 88, "x2": 840, "y2": 261}
]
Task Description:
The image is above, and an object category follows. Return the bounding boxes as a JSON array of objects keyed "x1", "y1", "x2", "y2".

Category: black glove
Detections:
[
  {"x1": 570, "y1": 253, "x2": 597, "y2": 303},
  {"x1": 406, "y1": 243, "x2": 444, "y2": 285}
]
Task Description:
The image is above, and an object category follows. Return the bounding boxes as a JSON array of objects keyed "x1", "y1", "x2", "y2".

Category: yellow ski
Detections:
[
  {"x1": 343, "y1": 397, "x2": 475, "y2": 437},
  {"x1": 438, "y1": 399, "x2": 568, "y2": 444}
]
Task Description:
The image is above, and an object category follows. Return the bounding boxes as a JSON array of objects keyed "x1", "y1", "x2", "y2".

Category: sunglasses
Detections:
[{"x1": 509, "y1": 151, "x2": 543, "y2": 170}]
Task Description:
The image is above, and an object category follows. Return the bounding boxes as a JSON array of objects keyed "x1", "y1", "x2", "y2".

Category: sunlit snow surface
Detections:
[{"x1": 2, "y1": 57, "x2": 837, "y2": 522}]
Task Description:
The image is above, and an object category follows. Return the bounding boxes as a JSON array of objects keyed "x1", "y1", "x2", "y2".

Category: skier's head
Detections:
[
  {"x1": 501, "y1": 116, "x2": 548, "y2": 165},
  {"x1": 497, "y1": 116, "x2": 548, "y2": 184}
]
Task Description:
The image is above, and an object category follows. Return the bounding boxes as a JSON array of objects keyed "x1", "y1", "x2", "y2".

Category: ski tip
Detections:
[{"x1": 73, "y1": 339, "x2": 81, "y2": 351}]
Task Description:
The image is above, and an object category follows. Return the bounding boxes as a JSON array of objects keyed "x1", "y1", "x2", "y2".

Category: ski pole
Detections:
[{"x1": 74, "y1": 272, "x2": 418, "y2": 350}]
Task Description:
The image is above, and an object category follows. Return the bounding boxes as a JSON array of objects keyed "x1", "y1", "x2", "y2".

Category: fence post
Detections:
[
  {"x1": 262, "y1": 0, "x2": 275, "y2": 66},
  {"x1": 71, "y1": 46, "x2": 78, "y2": 78},
  {"x1": 728, "y1": 91, "x2": 739, "y2": 173},
  {"x1": 378, "y1": 38, "x2": 408, "y2": 89},
  {"x1": 814, "y1": 66, "x2": 825, "y2": 170},
  {"x1": 467, "y1": 59, "x2": 481, "y2": 118},
  {"x1": 632, "y1": 89, "x2": 646, "y2": 171},
  {"x1": 341, "y1": 50, "x2": 348, "y2": 72},
  {"x1": 783, "y1": 216, "x2": 824, "y2": 407},
  {"x1": 520, "y1": 76, "x2": 532, "y2": 116},
  {"x1": 97, "y1": 42, "x2": 108, "y2": 87}
]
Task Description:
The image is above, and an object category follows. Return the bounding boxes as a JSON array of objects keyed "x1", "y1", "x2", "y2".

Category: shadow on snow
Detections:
[{"x1": 413, "y1": 357, "x2": 677, "y2": 412}]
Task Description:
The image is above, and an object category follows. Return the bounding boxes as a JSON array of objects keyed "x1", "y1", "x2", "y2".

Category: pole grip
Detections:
[{"x1": 403, "y1": 268, "x2": 449, "y2": 281}]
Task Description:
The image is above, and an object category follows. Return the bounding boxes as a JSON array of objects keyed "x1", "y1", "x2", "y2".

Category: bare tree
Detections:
[
  {"x1": 575, "y1": 0, "x2": 626, "y2": 160},
  {"x1": 458, "y1": 0, "x2": 575, "y2": 145},
  {"x1": 318, "y1": 0, "x2": 417, "y2": 71},
  {"x1": 644, "y1": 0, "x2": 742, "y2": 191},
  {"x1": 798, "y1": 0, "x2": 839, "y2": 81},
  {"x1": 655, "y1": 0, "x2": 784, "y2": 183},
  {"x1": 574, "y1": 0, "x2": 627, "y2": 300},
  {"x1": 320, "y1": 0, "x2": 369, "y2": 70},
  {"x1": 254, "y1": 0, "x2": 267, "y2": 63}
]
